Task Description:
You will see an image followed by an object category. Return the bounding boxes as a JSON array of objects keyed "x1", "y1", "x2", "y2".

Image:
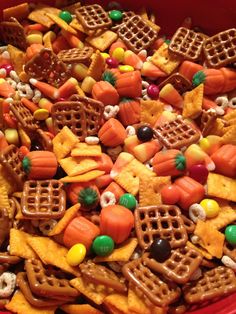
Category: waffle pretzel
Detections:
[
  {"x1": 183, "y1": 266, "x2": 236, "y2": 304},
  {"x1": 169, "y1": 27, "x2": 205, "y2": 61},
  {"x1": 134, "y1": 205, "x2": 188, "y2": 250},
  {"x1": 122, "y1": 256, "x2": 181, "y2": 307},
  {"x1": 25, "y1": 259, "x2": 79, "y2": 298},
  {"x1": 200, "y1": 110, "x2": 217, "y2": 137},
  {"x1": 57, "y1": 47, "x2": 93, "y2": 64},
  {"x1": 203, "y1": 28, "x2": 236, "y2": 68},
  {"x1": 24, "y1": 48, "x2": 70, "y2": 87},
  {"x1": 143, "y1": 246, "x2": 203, "y2": 284},
  {"x1": 118, "y1": 15, "x2": 158, "y2": 53},
  {"x1": 21, "y1": 180, "x2": 66, "y2": 219},
  {"x1": 0, "y1": 145, "x2": 27, "y2": 190},
  {"x1": 153, "y1": 117, "x2": 200, "y2": 149}
]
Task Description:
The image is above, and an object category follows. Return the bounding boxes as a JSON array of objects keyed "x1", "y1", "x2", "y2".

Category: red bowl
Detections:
[{"x1": 0, "y1": 1, "x2": 236, "y2": 313}]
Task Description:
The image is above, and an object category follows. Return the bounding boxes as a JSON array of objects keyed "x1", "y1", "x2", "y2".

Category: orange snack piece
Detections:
[
  {"x1": 26, "y1": 43, "x2": 44, "y2": 61},
  {"x1": 92, "y1": 81, "x2": 119, "y2": 106},
  {"x1": 100, "y1": 205, "x2": 134, "y2": 244},
  {"x1": 116, "y1": 71, "x2": 142, "y2": 98},
  {"x1": 102, "y1": 181, "x2": 125, "y2": 201},
  {"x1": 95, "y1": 153, "x2": 114, "y2": 173},
  {"x1": 63, "y1": 216, "x2": 100, "y2": 250},
  {"x1": 174, "y1": 176, "x2": 205, "y2": 210},
  {"x1": 211, "y1": 144, "x2": 236, "y2": 177},
  {"x1": 98, "y1": 118, "x2": 127, "y2": 147},
  {"x1": 118, "y1": 99, "x2": 141, "y2": 126}
]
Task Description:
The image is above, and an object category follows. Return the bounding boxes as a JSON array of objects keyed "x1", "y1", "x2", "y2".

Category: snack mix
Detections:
[{"x1": 1, "y1": 1, "x2": 236, "y2": 314}]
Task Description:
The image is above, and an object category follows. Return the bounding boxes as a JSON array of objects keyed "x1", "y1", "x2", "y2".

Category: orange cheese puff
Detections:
[
  {"x1": 29, "y1": 78, "x2": 59, "y2": 100},
  {"x1": 109, "y1": 40, "x2": 127, "y2": 56},
  {"x1": 0, "y1": 79, "x2": 15, "y2": 98},
  {"x1": 98, "y1": 118, "x2": 127, "y2": 147},
  {"x1": 100, "y1": 205, "x2": 134, "y2": 244},
  {"x1": 123, "y1": 135, "x2": 141, "y2": 155},
  {"x1": 61, "y1": 29, "x2": 84, "y2": 49},
  {"x1": 63, "y1": 216, "x2": 100, "y2": 250},
  {"x1": 52, "y1": 35, "x2": 70, "y2": 54},
  {"x1": 133, "y1": 139, "x2": 162, "y2": 163},
  {"x1": 102, "y1": 181, "x2": 125, "y2": 202},
  {"x1": 174, "y1": 176, "x2": 205, "y2": 210},
  {"x1": 116, "y1": 70, "x2": 142, "y2": 98},
  {"x1": 57, "y1": 78, "x2": 78, "y2": 99},
  {"x1": 21, "y1": 98, "x2": 38, "y2": 113},
  {"x1": 93, "y1": 174, "x2": 113, "y2": 189},
  {"x1": 179, "y1": 61, "x2": 203, "y2": 81},
  {"x1": 0, "y1": 130, "x2": 9, "y2": 151},
  {"x1": 123, "y1": 50, "x2": 143, "y2": 70},
  {"x1": 95, "y1": 153, "x2": 114, "y2": 173},
  {"x1": 26, "y1": 43, "x2": 44, "y2": 61},
  {"x1": 141, "y1": 61, "x2": 167, "y2": 78},
  {"x1": 92, "y1": 81, "x2": 119, "y2": 106},
  {"x1": 38, "y1": 98, "x2": 53, "y2": 112},
  {"x1": 211, "y1": 144, "x2": 236, "y2": 178},
  {"x1": 118, "y1": 98, "x2": 140, "y2": 126},
  {"x1": 159, "y1": 83, "x2": 183, "y2": 108}
]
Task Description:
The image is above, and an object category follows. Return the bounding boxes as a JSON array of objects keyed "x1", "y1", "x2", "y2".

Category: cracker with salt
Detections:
[
  {"x1": 7, "y1": 44, "x2": 25, "y2": 75},
  {"x1": 187, "y1": 241, "x2": 213, "y2": 260},
  {"x1": 86, "y1": 30, "x2": 118, "y2": 52},
  {"x1": 27, "y1": 236, "x2": 80, "y2": 276},
  {"x1": 114, "y1": 157, "x2": 156, "y2": 195},
  {"x1": 140, "y1": 99, "x2": 164, "y2": 126},
  {"x1": 182, "y1": 84, "x2": 203, "y2": 119},
  {"x1": 46, "y1": 13, "x2": 77, "y2": 34},
  {"x1": 10, "y1": 229, "x2": 37, "y2": 259},
  {"x1": 151, "y1": 43, "x2": 181, "y2": 74},
  {"x1": 3, "y1": 3, "x2": 29, "y2": 21},
  {"x1": 87, "y1": 50, "x2": 105, "y2": 81},
  {"x1": 222, "y1": 125, "x2": 236, "y2": 145},
  {"x1": 206, "y1": 201, "x2": 236, "y2": 230},
  {"x1": 194, "y1": 220, "x2": 225, "y2": 258},
  {"x1": 60, "y1": 170, "x2": 105, "y2": 183},
  {"x1": 94, "y1": 238, "x2": 138, "y2": 263},
  {"x1": 104, "y1": 294, "x2": 129, "y2": 314},
  {"x1": 139, "y1": 176, "x2": 171, "y2": 206},
  {"x1": 52, "y1": 126, "x2": 79, "y2": 160},
  {"x1": 49, "y1": 203, "x2": 80, "y2": 236},
  {"x1": 128, "y1": 285, "x2": 151, "y2": 314},
  {"x1": 70, "y1": 18, "x2": 87, "y2": 33},
  {"x1": 6, "y1": 290, "x2": 56, "y2": 314},
  {"x1": 70, "y1": 277, "x2": 108, "y2": 305},
  {"x1": 59, "y1": 156, "x2": 98, "y2": 176},
  {"x1": 28, "y1": 5, "x2": 61, "y2": 28},
  {"x1": 71, "y1": 142, "x2": 102, "y2": 157},
  {"x1": 61, "y1": 304, "x2": 103, "y2": 314},
  {"x1": 206, "y1": 173, "x2": 236, "y2": 202},
  {"x1": 0, "y1": 179, "x2": 11, "y2": 214}
]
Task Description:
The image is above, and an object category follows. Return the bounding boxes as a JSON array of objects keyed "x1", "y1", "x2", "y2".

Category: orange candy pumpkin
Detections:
[
  {"x1": 22, "y1": 151, "x2": 58, "y2": 179},
  {"x1": 116, "y1": 70, "x2": 142, "y2": 98},
  {"x1": 100, "y1": 205, "x2": 134, "y2": 244},
  {"x1": 98, "y1": 118, "x2": 127, "y2": 147},
  {"x1": 211, "y1": 144, "x2": 236, "y2": 178},
  {"x1": 118, "y1": 98, "x2": 141, "y2": 126},
  {"x1": 153, "y1": 149, "x2": 186, "y2": 176},
  {"x1": 92, "y1": 81, "x2": 119, "y2": 106}
]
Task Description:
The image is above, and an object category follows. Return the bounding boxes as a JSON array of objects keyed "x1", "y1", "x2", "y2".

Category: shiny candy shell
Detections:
[
  {"x1": 112, "y1": 47, "x2": 125, "y2": 63},
  {"x1": 189, "y1": 164, "x2": 209, "y2": 184},
  {"x1": 109, "y1": 10, "x2": 123, "y2": 21},
  {"x1": 150, "y1": 238, "x2": 172, "y2": 262},
  {"x1": 225, "y1": 225, "x2": 236, "y2": 245},
  {"x1": 200, "y1": 199, "x2": 220, "y2": 218},
  {"x1": 119, "y1": 193, "x2": 137, "y2": 211},
  {"x1": 92, "y1": 235, "x2": 114, "y2": 256},
  {"x1": 66, "y1": 243, "x2": 86, "y2": 266},
  {"x1": 33, "y1": 109, "x2": 49, "y2": 121},
  {"x1": 119, "y1": 65, "x2": 134, "y2": 72},
  {"x1": 59, "y1": 11, "x2": 73, "y2": 23}
]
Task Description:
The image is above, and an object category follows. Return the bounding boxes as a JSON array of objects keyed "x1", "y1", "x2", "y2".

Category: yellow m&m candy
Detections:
[
  {"x1": 66, "y1": 243, "x2": 86, "y2": 266},
  {"x1": 200, "y1": 199, "x2": 220, "y2": 218}
]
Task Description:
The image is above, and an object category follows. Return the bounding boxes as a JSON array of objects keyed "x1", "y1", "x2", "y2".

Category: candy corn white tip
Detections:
[
  {"x1": 2, "y1": 51, "x2": 10, "y2": 59},
  {"x1": 53, "y1": 90, "x2": 59, "y2": 99},
  {"x1": 29, "y1": 78, "x2": 37, "y2": 86}
]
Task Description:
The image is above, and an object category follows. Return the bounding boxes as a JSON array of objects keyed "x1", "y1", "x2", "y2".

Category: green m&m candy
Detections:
[
  {"x1": 119, "y1": 193, "x2": 137, "y2": 211},
  {"x1": 92, "y1": 235, "x2": 114, "y2": 256},
  {"x1": 59, "y1": 11, "x2": 73, "y2": 23},
  {"x1": 225, "y1": 225, "x2": 236, "y2": 245},
  {"x1": 109, "y1": 10, "x2": 123, "y2": 21}
]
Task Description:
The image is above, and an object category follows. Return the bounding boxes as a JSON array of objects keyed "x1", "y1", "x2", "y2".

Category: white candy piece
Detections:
[
  {"x1": 10, "y1": 70, "x2": 20, "y2": 83},
  {"x1": 85, "y1": 136, "x2": 100, "y2": 144},
  {"x1": 0, "y1": 272, "x2": 16, "y2": 298},
  {"x1": 126, "y1": 125, "x2": 136, "y2": 137},
  {"x1": 100, "y1": 191, "x2": 116, "y2": 208},
  {"x1": 221, "y1": 255, "x2": 236, "y2": 271},
  {"x1": 189, "y1": 203, "x2": 206, "y2": 223},
  {"x1": 32, "y1": 88, "x2": 42, "y2": 103},
  {"x1": 190, "y1": 235, "x2": 200, "y2": 244}
]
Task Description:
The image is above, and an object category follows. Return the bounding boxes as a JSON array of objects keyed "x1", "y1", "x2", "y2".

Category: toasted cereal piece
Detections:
[
  {"x1": 52, "y1": 126, "x2": 79, "y2": 160},
  {"x1": 206, "y1": 172, "x2": 236, "y2": 202},
  {"x1": 182, "y1": 84, "x2": 203, "y2": 119},
  {"x1": 194, "y1": 220, "x2": 225, "y2": 258},
  {"x1": 139, "y1": 176, "x2": 171, "y2": 206},
  {"x1": 151, "y1": 43, "x2": 181, "y2": 75}
]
